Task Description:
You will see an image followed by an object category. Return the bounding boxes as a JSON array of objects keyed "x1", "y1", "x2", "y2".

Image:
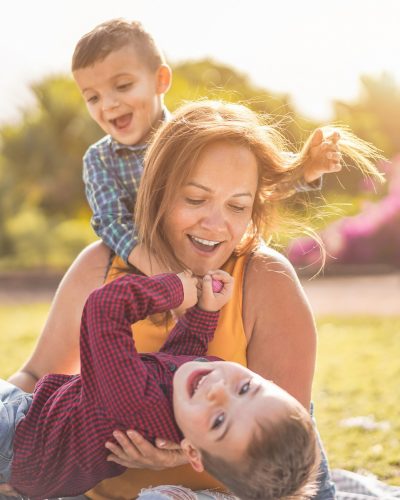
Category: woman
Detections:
[{"x1": 6, "y1": 101, "x2": 381, "y2": 500}]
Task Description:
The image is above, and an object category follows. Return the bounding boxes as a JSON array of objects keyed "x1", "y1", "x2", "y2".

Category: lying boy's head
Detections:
[
  {"x1": 173, "y1": 361, "x2": 319, "y2": 500},
  {"x1": 72, "y1": 18, "x2": 171, "y2": 146}
]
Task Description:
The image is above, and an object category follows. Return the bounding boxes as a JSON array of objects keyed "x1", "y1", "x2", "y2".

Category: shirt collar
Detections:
[{"x1": 110, "y1": 106, "x2": 171, "y2": 154}]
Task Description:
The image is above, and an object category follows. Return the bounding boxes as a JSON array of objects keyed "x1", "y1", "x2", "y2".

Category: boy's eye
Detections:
[
  {"x1": 87, "y1": 96, "x2": 98, "y2": 104},
  {"x1": 211, "y1": 413, "x2": 225, "y2": 430},
  {"x1": 117, "y1": 82, "x2": 133, "y2": 91},
  {"x1": 239, "y1": 380, "x2": 251, "y2": 395}
]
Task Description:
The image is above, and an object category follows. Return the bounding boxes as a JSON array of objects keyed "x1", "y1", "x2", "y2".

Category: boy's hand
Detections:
[
  {"x1": 302, "y1": 128, "x2": 342, "y2": 183},
  {"x1": 198, "y1": 270, "x2": 234, "y2": 312},
  {"x1": 176, "y1": 271, "x2": 199, "y2": 311}
]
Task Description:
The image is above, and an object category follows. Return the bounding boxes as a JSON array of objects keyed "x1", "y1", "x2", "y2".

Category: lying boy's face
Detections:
[
  {"x1": 173, "y1": 361, "x2": 298, "y2": 466},
  {"x1": 73, "y1": 44, "x2": 170, "y2": 145}
]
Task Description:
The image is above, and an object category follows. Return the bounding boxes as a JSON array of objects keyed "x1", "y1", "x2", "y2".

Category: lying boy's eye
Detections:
[
  {"x1": 239, "y1": 380, "x2": 251, "y2": 395},
  {"x1": 211, "y1": 413, "x2": 225, "y2": 430}
]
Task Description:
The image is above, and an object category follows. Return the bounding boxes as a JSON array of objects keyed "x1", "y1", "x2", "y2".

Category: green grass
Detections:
[
  {"x1": 0, "y1": 305, "x2": 399, "y2": 484},
  {"x1": 314, "y1": 316, "x2": 400, "y2": 485}
]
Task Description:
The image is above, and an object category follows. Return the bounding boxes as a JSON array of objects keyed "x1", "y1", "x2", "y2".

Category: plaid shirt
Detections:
[
  {"x1": 11, "y1": 274, "x2": 219, "y2": 499},
  {"x1": 83, "y1": 109, "x2": 170, "y2": 262}
]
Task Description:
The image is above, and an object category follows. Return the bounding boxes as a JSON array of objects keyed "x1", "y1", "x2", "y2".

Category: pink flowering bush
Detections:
[{"x1": 287, "y1": 155, "x2": 400, "y2": 271}]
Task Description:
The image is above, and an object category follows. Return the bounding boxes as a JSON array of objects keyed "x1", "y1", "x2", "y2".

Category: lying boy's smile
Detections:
[{"x1": 173, "y1": 361, "x2": 298, "y2": 465}]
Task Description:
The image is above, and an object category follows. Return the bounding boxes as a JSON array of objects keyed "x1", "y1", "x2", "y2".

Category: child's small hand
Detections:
[
  {"x1": 302, "y1": 128, "x2": 342, "y2": 184},
  {"x1": 176, "y1": 271, "x2": 199, "y2": 311},
  {"x1": 198, "y1": 270, "x2": 234, "y2": 312}
]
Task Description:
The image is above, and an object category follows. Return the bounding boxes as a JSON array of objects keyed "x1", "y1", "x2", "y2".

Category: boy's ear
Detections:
[
  {"x1": 181, "y1": 438, "x2": 204, "y2": 472},
  {"x1": 156, "y1": 64, "x2": 172, "y2": 94}
]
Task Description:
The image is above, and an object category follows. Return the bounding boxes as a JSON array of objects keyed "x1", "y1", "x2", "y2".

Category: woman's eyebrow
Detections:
[{"x1": 186, "y1": 182, "x2": 253, "y2": 198}]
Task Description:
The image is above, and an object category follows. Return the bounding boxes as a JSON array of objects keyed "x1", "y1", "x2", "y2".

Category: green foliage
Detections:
[
  {"x1": 1, "y1": 209, "x2": 96, "y2": 270},
  {"x1": 1, "y1": 61, "x2": 399, "y2": 269},
  {"x1": 167, "y1": 59, "x2": 316, "y2": 145},
  {"x1": 326, "y1": 73, "x2": 400, "y2": 193}
]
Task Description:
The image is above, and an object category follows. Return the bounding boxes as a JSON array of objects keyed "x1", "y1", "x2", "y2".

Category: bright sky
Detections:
[{"x1": 1, "y1": 0, "x2": 399, "y2": 124}]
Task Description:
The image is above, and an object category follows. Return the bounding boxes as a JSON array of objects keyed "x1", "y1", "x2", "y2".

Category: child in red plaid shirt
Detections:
[{"x1": 0, "y1": 270, "x2": 318, "y2": 500}]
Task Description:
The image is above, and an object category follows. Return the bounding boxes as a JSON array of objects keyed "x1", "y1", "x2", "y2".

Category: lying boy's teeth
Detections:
[
  {"x1": 191, "y1": 236, "x2": 220, "y2": 246},
  {"x1": 194, "y1": 375, "x2": 207, "y2": 393}
]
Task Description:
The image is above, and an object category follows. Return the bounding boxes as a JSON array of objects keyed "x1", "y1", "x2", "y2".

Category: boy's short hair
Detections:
[
  {"x1": 201, "y1": 405, "x2": 320, "y2": 500},
  {"x1": 71, "y1": 18, "x2": 165, "y2": 72}
]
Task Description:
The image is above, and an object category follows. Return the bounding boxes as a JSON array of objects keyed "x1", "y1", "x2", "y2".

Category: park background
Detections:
[{"x1": 0, "y1": 0, "x2": 399, "y2": 487}]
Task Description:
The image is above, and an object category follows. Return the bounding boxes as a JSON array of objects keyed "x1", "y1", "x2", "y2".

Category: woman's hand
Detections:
[{"x1": 105, "y1": 430, "x2": 188, "y2": 470}]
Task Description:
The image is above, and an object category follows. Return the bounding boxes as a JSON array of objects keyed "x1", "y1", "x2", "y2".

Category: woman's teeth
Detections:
[{"x1": 190, "y1": 236, "x2": 220, "y2": 248}]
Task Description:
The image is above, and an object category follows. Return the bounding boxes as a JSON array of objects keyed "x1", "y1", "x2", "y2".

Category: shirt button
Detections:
[{"x1": 167, "y1": 362, "x2": 177, "y2": 372}]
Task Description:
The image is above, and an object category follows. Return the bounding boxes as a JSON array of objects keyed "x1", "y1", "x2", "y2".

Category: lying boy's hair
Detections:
[
  {"x1": 71, "y1": 18, "x2": 165, "y2": 71},
  {"x1": 201, "y1": 404, "x2": 320, "y2": 500}
]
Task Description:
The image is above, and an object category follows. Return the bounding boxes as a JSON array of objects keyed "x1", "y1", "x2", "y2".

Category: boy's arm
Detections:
[
  {"x1": 159, "y1": 307, "x2": 219, "y2": 356},
  {"x1": 83, "y1": 146, "x2": 139, "y2": 262},
  {"x1": 290, "y1": 128, "x2": 341, "y2": 192},
  {"x1": 80, "y1": 273, "x2": 183, "y2": 417}
]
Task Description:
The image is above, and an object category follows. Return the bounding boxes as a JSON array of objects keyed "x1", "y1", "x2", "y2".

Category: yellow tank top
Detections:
[{"x1": 87, "y1": 254, "x2": 248, "y2": 499}]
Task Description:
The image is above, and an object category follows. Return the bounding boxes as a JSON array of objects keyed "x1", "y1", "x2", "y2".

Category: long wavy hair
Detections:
[{"x1": 135, "y1": 100, "x2": 384, "y2": 272}]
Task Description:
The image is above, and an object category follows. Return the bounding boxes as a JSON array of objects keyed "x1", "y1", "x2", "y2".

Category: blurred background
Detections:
[{"x1": 0, "y1": 0, "x2": 399, "y2": 485}]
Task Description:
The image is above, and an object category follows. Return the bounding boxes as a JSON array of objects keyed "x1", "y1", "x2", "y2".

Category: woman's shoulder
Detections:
[{"x1": 245, "y1": 246, "x2": 299, "y2": 287}]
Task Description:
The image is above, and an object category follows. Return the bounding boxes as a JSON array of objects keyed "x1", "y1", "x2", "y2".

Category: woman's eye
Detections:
[
  {"x1": 211, "y1": 413, "x2": 225, "y2": 430},
  {"x1": 239, "y1": 381, "x2": 251, "y2": 395},
  {"x1": 229, "y1": 205, "x2": 246, "y2": 212},
  {"x1": 185, "y1": 198, "x2": 203, "y2": 205}
]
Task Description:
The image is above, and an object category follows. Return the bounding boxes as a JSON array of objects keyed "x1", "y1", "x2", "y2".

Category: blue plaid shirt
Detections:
[
  {"x1": 83, "y1": 109, "x2": 320, "y2": 263},
  {"x1": 83, "y1": 136, "x2": 146, "y2": 262}
]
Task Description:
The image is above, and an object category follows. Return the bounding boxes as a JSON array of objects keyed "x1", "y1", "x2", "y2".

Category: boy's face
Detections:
[
  {"x1": 173, "y1": 361, "x2": 297, "y2": 469},
  {"x1": 73, "y1": 45, "x2": 171, "y2": 145}
]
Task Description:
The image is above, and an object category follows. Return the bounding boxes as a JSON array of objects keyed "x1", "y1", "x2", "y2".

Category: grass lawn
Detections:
[{"x1": 0, "y1": 304, "x2": 399, "y2": 485}]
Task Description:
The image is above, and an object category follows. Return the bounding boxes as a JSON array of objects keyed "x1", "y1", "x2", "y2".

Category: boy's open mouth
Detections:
[
  {"x1": 110, "y1": 113, "x2": 132, "y2": 130},
  {"x1": 187, "y1": 369, "x2": 212, "y2": 398},
  {"x1": 188, "y1": 235, "x2": 222, "y2": 253}
]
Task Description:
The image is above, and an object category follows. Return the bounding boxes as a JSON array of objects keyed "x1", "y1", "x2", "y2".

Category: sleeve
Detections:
[
  {"x1": 80, "y1": 273, "x2": 183, "y2": 418},
  {"x1": 83, "y1": 146, "x2": 138, "y2": 261},
  {"x1": 279, "y1": 152, "x2": 323, "y2": 194},
  {"x1": 159, "y1": 307, "x2": 219, "y2": 356}
]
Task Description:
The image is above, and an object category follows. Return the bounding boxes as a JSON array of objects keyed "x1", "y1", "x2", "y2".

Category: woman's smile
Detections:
[{"x1": 187, "y1": 235, "x2": 223, "y2": 253}]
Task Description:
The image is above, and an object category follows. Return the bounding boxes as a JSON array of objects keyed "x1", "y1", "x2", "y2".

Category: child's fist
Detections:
[
  {"x1": 198, "y1": 270, "x2": 234, "y2": 312},
  {"x1": 176, "y1": 270, "x2": 199, "y2": 311}
]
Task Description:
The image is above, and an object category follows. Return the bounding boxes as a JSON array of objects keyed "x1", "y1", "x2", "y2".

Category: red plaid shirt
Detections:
[{"x1": 11, "y1": 274, "x2": 219, "y2": 499}]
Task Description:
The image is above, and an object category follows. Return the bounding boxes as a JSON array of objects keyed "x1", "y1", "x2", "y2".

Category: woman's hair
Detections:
[{"x1": 135, "y1": 100, "x2": 384, "y2": 272}]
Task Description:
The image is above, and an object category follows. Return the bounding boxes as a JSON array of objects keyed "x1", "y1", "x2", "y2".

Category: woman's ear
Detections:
[
  {"x1": 156, "y1": 64, "x2": 172, "y2": 95},
  {"x1": 180, "y1": 438, "x2": 204, "y2": 472}
]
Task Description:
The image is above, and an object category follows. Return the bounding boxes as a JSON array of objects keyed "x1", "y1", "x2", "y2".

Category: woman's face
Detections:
[{"x1": 163, "y1": 140, "x2": 258, "y2": 275}]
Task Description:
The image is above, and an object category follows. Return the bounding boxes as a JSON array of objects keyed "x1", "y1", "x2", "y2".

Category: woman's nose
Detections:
[{"x1": 199, "y1": 205, "x2": 226, "y2": 231}]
